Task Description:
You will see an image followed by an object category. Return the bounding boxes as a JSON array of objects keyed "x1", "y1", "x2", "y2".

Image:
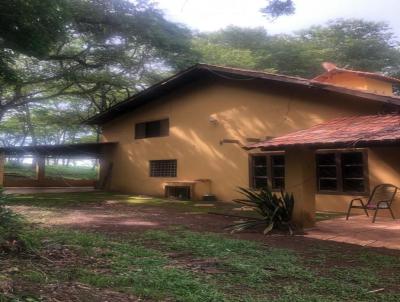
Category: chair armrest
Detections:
[{"x1": 349, "y1": 198, "x2": 367, "y2": 207}]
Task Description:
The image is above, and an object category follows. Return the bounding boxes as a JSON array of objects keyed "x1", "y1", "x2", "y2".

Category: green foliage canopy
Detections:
[{"x1": 193, "y1": 20, "x2": 400, "y2": 78}]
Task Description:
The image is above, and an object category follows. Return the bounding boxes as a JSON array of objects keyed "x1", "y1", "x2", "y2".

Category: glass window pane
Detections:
[
  {"x1": 272, "y1": 178, "x2": 284, "y2": 189},
  {"x1": 253, "y1": 156, "x2": 267, "y2": 166},
  {"x1": 146, "y1": 120, "x2": 161, "y2": 137},
  {"x1": 271, "y1": 155, "x2": 285, "y2": 189},
  {"x1": 318, "y1": 166, "x2": 337, "y2": 178},
  {"x1": 272, "y1": 155, "x2": 285, "y2": 166},
  {"x1": 317, "y1": 153, "x2": 337, "y2": 192},
  {"x1": 254, "y1": 166, "x2": 267, "y2": 177},
  {"x1": 254, "y1": 177, "x2": 268, "y2": 189},
  {"x1": 343, "y1": 179, "x2": 365, "y2": 192},
  {"x1": 341, "y1": 152, "x2": 365, "y2": 193},
  {"x1": 272, "y1": 167, "x2": 284, "y2": 177},
  {"x1": 341, "y1": 152, "x2": 363, "y2": 165},
  {"x1": 343, "y1": 166, "x2": 363, "y2": 178},
  {"x1": 317, "y1": 153, "x2": 335, "y2": 165},
  {"x1": 251, "y1": 156, "x2": 268, "y2": 189},
  {"x1": 319, "y1": 179, "x2": 337, "y2": 191}
]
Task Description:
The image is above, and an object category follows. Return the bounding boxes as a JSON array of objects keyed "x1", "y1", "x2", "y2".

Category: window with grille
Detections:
[
  {"x1": 165, "y1": 186, "x2": 190, "y2": 200},
  {"x1": 250, "y1": 154, "x2": 285, "y2": 190},
  {"x1": 135, "y1": 119, "x2": 169, "y2": 139},
  {"x1": 150, "y1": 160, "x2": 177, "y2": 177},
  {"x1": 316, "y1": 151, "x2": 367, "y2": 194}
]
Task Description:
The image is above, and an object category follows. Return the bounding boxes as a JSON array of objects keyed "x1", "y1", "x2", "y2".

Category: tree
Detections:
[
  {"x1": 0, "y1": 0, "x2": 70, "y2": 82},
  {"x1": 0, "y1": 0, "x2": 197, "y2": 149},
  {"x1": 192, "y1": 38, "x2": 257, "y2": 69},
  {"x1": 298, "y1": 19, "x2": 400, "y2": 74},
  {"x1": 0, "y1": 111, "x2": 29, "y2": 147},
  {"x1": 0, "y1": 101, "x2": 95, "y2": 147},
  {"x1": 192, "y1": 26, "x2": 275, "y2": 71},
  {"x1": 261, "y1": 0, "x2": 295, "y2": 19},
  {"x1": 193, "y1": 20, "x2": 400, "y2": 78},
  {"x1": 0, "y1": 0, "x2": 196, "y2": 122}
]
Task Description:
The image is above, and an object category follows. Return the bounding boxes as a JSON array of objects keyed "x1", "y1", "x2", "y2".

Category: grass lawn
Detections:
[
  {"x1": 1, "y1": 192, "x2": 399, "y2": 301},
  {"x1": 5, "y1": 162, "x2": 97, "y2": 180}
]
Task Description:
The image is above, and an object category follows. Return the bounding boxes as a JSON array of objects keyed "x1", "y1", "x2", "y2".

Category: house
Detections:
[
  {"x1": 86, "y1": 63, "x2": 400, "y2": 227},
  {"x1": 312, "y1": 62, "x2": 400, "y2": 96}
]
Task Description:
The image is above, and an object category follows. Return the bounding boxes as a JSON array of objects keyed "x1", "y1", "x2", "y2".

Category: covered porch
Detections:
[
  {"x1": 248, "y1": 114, "x2": 400, "y2": 228},
  {"x1": 306, "y1": 214, "x2": 400, "y2": 250},
  {"x1": 0, "y1": 142, "x2": 117, "y2": 188}
]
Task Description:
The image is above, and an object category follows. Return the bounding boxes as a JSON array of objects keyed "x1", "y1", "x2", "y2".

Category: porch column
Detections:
[
  {"x1": 0, "y1": 152, "x2": 5, "y2": 187},
  {"x1": 97, "y1": 147, "x2": 113, "y2": 190},
  {"x1": 285, "y1": 147, "x2": 316, "y2": 228},
  {"x1": 36, "y1": 156, "x2": 46, "y2": 184}
]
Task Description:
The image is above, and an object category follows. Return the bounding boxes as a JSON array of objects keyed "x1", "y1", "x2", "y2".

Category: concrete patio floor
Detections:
[{"x1": 305, "y1": 215, "x2": 400, "y2": 250}]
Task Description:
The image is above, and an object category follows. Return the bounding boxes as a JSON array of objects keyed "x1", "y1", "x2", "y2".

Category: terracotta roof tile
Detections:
[
  {"x1": 313, "y1": 67, "x2": 400, "y2": 84},
  {"x1": 249, "y1": 114, "x2": 400, "y2": 150}
]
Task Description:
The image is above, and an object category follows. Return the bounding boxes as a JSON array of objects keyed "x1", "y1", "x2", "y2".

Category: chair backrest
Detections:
[{"x1": 368, "y1": 184, "x2": 398, "y2": 206}]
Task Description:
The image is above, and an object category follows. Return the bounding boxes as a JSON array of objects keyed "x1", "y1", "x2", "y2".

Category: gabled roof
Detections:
[
  {"x1": 86, "y1": 64, "x2": 400, "y2": 125},
  {"x1": 312, "y1": 67, "x2": 400, "y2": 84},
  {"x1": 248, "y1": 114, "x2": 400, "y2": 150}
]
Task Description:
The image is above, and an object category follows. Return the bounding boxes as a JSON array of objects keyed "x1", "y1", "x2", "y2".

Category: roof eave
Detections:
[{"x1": 254, "y1": 139, "x2": 400, "y2": 151}]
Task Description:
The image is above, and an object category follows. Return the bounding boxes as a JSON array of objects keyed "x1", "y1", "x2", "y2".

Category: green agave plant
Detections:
[{"x1": 228, "y1": 187, "x2": 295, "y2": 235}]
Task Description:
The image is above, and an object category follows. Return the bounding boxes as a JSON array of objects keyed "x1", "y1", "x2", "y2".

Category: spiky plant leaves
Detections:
[
  {"x1": 229, "y1": 187, "x2": 295, "y2": 235},
  {"x1": 263, "y1": 221, "x2": 274, "y2": 235}
]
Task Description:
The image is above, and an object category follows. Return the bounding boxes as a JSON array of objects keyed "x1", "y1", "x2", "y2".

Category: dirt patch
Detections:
[
  {"x1": 165, "y1": 253, "x2": 226, "y2": 274},
  {"x1": 9, "y1": 202, "x2": 235, "y2": 233},
  {"x1": 9, "y1": 201, "x2": 400, "y2": 258},
  {"x1": 1, "y1": 242, "x2": 141, "y2": 302},
  {"x1": 11, "y1": 281, "x2": 140, "y2": 302}
]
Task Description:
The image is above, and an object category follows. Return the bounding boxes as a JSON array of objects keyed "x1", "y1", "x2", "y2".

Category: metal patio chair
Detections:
[{"x1": 346, "y1": 184, "x2": 398, "y2": 223}]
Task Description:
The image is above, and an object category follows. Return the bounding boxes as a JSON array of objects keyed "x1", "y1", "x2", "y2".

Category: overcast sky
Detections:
[{"x1": 156, "y1": 0, "x2": 400, "y2": 38}]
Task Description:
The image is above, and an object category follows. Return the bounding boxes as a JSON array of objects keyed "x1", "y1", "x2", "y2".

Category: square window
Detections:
[
  {"x1": 150, "y1": 160, "x2": 177, "y2": 177},
  {"x1": 250, "y1": 154, "x2": 285, "y2": 190},
  {"x1": 316, "y1": 151, "x2": 367, "y2": 194},
  {"x1": 135, "y1": 119, "x2": 169, "y2": 139}
]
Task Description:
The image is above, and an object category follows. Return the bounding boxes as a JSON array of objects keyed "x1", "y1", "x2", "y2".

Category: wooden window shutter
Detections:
[
  {"x1": 160, "y1": 119, "x2": 169, "y2": 137},
  {"x1": 135, "y1": 122, "x2": 146, "y2": 139}
]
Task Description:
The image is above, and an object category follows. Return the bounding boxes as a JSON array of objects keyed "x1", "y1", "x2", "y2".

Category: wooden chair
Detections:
[{"x1": 346, "y1": 184, "x2": 398, "y2": 223}]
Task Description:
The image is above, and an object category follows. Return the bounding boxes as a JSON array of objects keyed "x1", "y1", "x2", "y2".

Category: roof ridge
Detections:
[{"x1": 196, "y1": 63, "x2": 310, "y2": 82}]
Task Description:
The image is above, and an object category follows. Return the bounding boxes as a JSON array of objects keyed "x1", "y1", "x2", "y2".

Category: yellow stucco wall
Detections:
[
  {"x1": 319, "y1": 72, "x2": 393, "y2": 95},
  {"x1": 101, "y1": 78, "x2": 387, "y2": 204}
]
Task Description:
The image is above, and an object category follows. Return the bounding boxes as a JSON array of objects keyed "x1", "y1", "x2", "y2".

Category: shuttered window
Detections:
[{"x1": 135, "y1": 119, "x2": 169, "y2": 139}]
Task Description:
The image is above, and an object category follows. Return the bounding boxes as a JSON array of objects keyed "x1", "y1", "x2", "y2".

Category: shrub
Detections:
[{"x1": 228, "y1": 187, "x2": 295, "y2": 235}]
